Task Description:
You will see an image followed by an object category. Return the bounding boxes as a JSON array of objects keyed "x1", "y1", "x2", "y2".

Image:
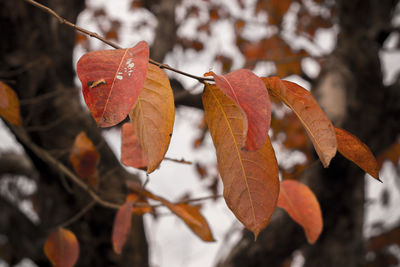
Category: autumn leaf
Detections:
[
  {"x1": 76, "y1": 41, "x2": 149, "y2": 127},
  {"x1": 128, "y1": 185, "x2": 214, "y2": 242},
  {"x1": 161, "y1": 202, "x2": 215, "y2": 242},
  {"x1": 129, "y1": 64, "x2": 175, "y2": 173},
  {"x1": 44, "y1": 227, "x2": 79, "y2": 267},
  {"x1": 126, "y1": 193, "x2": 154, "y2": 215},
  {"x1": 69, "y1": 132, "x2": 100, "y2": 188},
  {"x1": 121, "y1": 122, "x2": 147, "y2": 170},
  {"x1": 255, "y1": 0, "x2": 292, "y2": 25},
  {"x1": 202, "y1": 83, "x2": 279, "y2": 238},
  {"x1": 205, "y1": 70, "x2": 271, "y2": 151},
  {"x1": 112, "y1": 201, "x2": 133, "y2": 254},
  {"x1": 335, "y1": 127, "x2": 380, "y2": 180},
  {"x1": 0, "y1": 81, "x2": 22, "y2": 126},
  {"x1": 377, "y1": 141, "x2": 400, "y2": 170},
  {"x1": 278, "y1": 180, "x2": 323, "y2": 244},
  {"x1": 263, "y1": 77, "x2": 337, "y2": 167},
  {"x1": 0, "y1": 83, "x2": 9, "y2": 108}
]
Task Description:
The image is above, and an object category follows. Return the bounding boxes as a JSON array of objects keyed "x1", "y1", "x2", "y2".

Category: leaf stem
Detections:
[{"x1": 22, "y1": 0, "x2": 214, "y2": 83}]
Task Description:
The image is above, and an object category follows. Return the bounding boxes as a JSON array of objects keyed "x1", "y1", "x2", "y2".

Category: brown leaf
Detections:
[
  {"x1": 0, "y1": 83, "x2": 9, "y2": 109},
  {"x1": 129, "y1": 64, "x2": 175, "y2": 173},
  {"x1": 112, "y1": 201, "x2": 133, "y2": 254},
  {"x1": 121, "y1": 122, "x2": 148, "y2": 170},
  {"x1": 76, "y1": 41, "x2": 149, "y2": 127},
  {"x1": 263, "y1": 77, "x2": 337, "y2": 167},
  {"x1": 255, "y1": 0, "x2": 292, "y2": 25},
  {"x1": 335, "y1": 127, "x2": 380, "y2": 180},
  {"x1": 278, "y1": 180, "x2": 323, "y2": 244},
  {"x1": 0, "y1": 82, "x2": 22, "y2": 126},
  {"x1": 205, "y1": 70, "x2": 271, "y2": 151},
  {"x1": 69, "y1": 132, "x2": 100, "y2": 188},
  {"x1": 44, "y1": 227, "x2": 79, "y2": 267},
  {"x1": 202, "y1": 83, "x2": 279, "y2": 238}
]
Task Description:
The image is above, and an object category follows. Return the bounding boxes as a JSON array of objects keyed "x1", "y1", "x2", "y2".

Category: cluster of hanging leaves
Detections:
[
  {"x1": 0, "y1": 42, "x2": 382, "y2": 267},
  {"x1": 39, "y1": 37, "x2": 382, "y2": 266}
]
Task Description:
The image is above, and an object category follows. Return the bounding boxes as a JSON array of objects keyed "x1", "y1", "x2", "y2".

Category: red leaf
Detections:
[
  {"x1": 44, "y1": 227, "x2": 79, "y2": 267},
  {"x1": 76, "y1": 41, "x2": 149, "y2": 127},
  {"x1": 205, "y1": 70, "x2": 271, "y2": 151},
  {"x1": 69, "y1": 132, "x2": 100, "y2": 188},
  {"x1": 335, "y1": 127, "x2": 380, "y2": 180},
  {"x1": 0, "y1": 82, "x2": 22, "y2": 126},
  {"x1": 278, "y1": 180, "x2": 323, "y2": 244},
  {"x1": 121, "y1": 122, "x2": 148, "y2": 170},
  {"x1": 112, "y1": 201, "x2": 133, "y2": 254}
]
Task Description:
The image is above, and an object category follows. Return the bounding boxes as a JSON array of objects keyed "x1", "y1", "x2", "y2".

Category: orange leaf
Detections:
[
  {"x1": 121, "y1": 122, "x2": 148, "y2": 170},
  {"x1": 127, "y1": 185, "x2": 214, "y2": 241},
  {"x1": 161, "y1": 202, "x2": 215, "y2": 242},
  {"x1": 263, "y1": 77, "x2": 337, "y2": 167},
  {"x1": 377, "y1": 141, "x2": 400, "y2": 170},
  {"x1": 128, "y1": 64, "x2": 175, "y2": 173},
  {"x1": 44, "y1": 227, "x2": 79, "y2": 267},
  {"x1": 202, "y1": 83, "x2": 279, "y2": 238},
  {"x1": 278, "y1": 180, "x2": 323, "y2": 244},
  {"x1": 335, "y1": 127, "x2": 380, "y2": 180},
  {"x1": 0, "y1": 83, "x2": 9, "y2": 109},
  {"x1": 69, "y1": 132, "x2": 100, "y2": 188},
  {"x1": 205, "y1": 70, "x2": 271, "y2": 151},
  {"x1": 76, "y1": 41, "x2": 149, "y2": 127},
  {"x1": 0, "y1": 82, "x2": 22, "y2": 126},
  {"x1": 126, "y1": 193, "x2": 154, "y2": 215},
  {"x1": 112, "y1": 201, "x2": 133, "y2": 254}
]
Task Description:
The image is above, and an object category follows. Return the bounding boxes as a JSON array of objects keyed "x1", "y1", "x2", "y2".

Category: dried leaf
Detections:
[
  {"x1": 278, "y1": 180, "x2": 323, "y2": 244},
  {"x1": 335, "y1": 127, "x2": 380, "y2": 180},
  {"x1": 263, "y1": 77, "x2": 337, "y2": 167},
  {"x1": 202, "y1": 83, "x2": 279, "y2": 238},
  {"x1": 69, "y1": 132, "x2": 100, "y2": 188},
  {"x1": 205, "y1": 70, "x2": 271, "y2": 151},
  {"x1": 256, "y1": 0, "x2": 292, "y2": 25},
  {"x1": 121, "y1": 122, "x2": 147, "y2": 170},
  {"x1": 126, "y1": 193, "x2": 154, "y2": 215},
  {"x1": 161, "y1": 202, "x2": 215, "y2": 242},
  {"x1": 128, "y1": 186, "x2": 214, "y2": 242},
  {"x1": 76, "y1": 41, "x2": 149, "y2": 127},
  {"x1": 0, "y1": 82, "x2": 22, "y2": 126},
  {"x1": 44, "y1": 227, "x2": 79, "y2": 267},
  {"x1": 377, "y1": 141, "x2": 400, "y2": 169},
  {"x1": 129, "y1": 64, "x2": 175, "y2": 173},
  {"x1": 112, "y1": 201, "x2": 133, "y2": 254},
  {"x1": 0, "y1": 83, "x2": 9, "y2": 108}
]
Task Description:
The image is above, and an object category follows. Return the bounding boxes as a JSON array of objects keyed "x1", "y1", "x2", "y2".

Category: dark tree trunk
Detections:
[
  {"x1": 218, "y1": 0, "x2": 400, "y2": 266},
  {"x1": 0, "y1": 1, "x2": 148, "y2": 266}
]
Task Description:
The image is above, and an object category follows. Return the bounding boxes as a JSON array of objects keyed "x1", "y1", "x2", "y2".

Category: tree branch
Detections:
[{"x1": 22, "y1": 0, "x2": 214, "y2": 83}]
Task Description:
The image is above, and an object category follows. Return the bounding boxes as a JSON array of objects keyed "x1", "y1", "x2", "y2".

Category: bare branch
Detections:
[{"x1": 22, "y1": 0, "x2": 214, "y2": 83}]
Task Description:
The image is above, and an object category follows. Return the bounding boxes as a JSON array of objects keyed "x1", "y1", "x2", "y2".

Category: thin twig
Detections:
[
  {"x1": 11, "y1": 125, "x2": 122, "y2": 209},
  {"x1": 59, "y1": 200, "x2": 96, "y2": 228},
  {"x1": 164, "y1": 157, "x2": 193, "y2": 165},
  {"x1": 22, "y1": 0, "x2": 214, "y2": 83}
]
